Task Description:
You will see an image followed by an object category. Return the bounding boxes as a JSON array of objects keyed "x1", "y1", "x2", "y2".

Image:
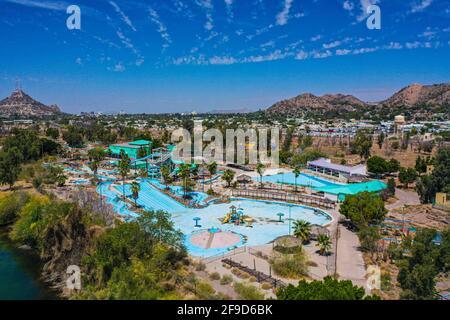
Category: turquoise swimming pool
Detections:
[
  {"x1": 258, "y1": 172, "x2": 340, "y2": 188},
  {"x1": 147, "y1": 179, "x2": 208, "y2": 206},
  {"x1": 98, "y1": 180, "x2": 333, "y2": 257}
]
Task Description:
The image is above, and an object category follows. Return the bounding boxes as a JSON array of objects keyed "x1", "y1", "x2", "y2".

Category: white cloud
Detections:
[
  {"x1": 357, "y1": 0, "x2": 379, "y2": 22},
  {"x1": 384, "y1": 42, "x2": 403, "y2": 49},
  {"x1": 311, "y1": 34, "x2": 322, "y2": 41},
  {"x1": 116, "y1": 30, "x2": 144, "y2": 66},
  {"x1": 323, "y1": 40, "x2": 342, "y2": 49},
  {"x1": 295, "y1": 50, "x2": 308, "y2": 60},
  {"x1": 196, "y1": 0, "x2": 214, "y2": 31},
  {"x1": 336, "y1": 49, "x2": 351, "y2": 55},
  {"x1": 149, "y1": 8, "x2": 172, "y2": 50},
  {"x1": 343, "y1": 0, "x2": 354, "y2": 11},
  {"x1": 352, "y1": 47, "x2": 378, "y2": 54},
  {"x1": 209, "y1": 56, "x2": 237, "y2": 65},
  {"x1": 224, "y1": 0, "x2": 234, "y2": 19},
  {"x1": 276, "y1": 0, "x2": 294, "y2": 26},
  {"x1": 109, "y1": 62, "x2": 125, "y2": 72},
  {"x1": 75, "y1": 57, "x2": 83, "y2": 65},
  {"x1": 411, "y1": 0, "x2": 433, "y2": 13},
  {"x1": 312, "y1": 50, "x2": 333, "y2": 59},
  {"x1": 109, "y1": 1, "x2": 136, "y2": 32}
]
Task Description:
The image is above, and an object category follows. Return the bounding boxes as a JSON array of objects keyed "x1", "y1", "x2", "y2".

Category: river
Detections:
[{"x1": 0, "y1": 232, "x2": 57, "y2": 300}]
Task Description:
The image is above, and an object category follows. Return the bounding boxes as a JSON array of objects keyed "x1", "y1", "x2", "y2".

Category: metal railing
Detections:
[{"x1": 231, "y1": 189, "x2": 335, "y2": 209}]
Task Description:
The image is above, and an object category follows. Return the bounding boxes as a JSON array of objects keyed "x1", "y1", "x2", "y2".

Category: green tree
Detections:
[
  {"x1": 62, "y1": 126, "x2": 84, "y2": 148},
  {"x1": 256, "y1": 162, "x2": 265, "y2": 188},
  {"x1": 352, "y1": 130, "x2": 373, "y2": 160},
  {"x1": 367, "y1": 156, "x2": 388, "y2": 177},
  {"x1": 415, "y1": 175, "x2": 435, "y2": 204},
  {"x1": 293, "y1": 167, "x2": 301, "y2": 192},
  {"x1": 277, "y1": 276, "x2": 379, "y2": 300},
  {"x1": 45, "y1": 127, "x2": 59, "y2": 140},
  {"x1": 222, "y1": 169, "x2": 235, "y2": 188},
  {"x1": 178, "y1": 164, "x2": 192, "y2": 198},
  {"x1": 415, "y1": 156, "x2": 427, "y2": 175},
  {"x1": 386, "y1": 159, "x2": 400, "y2": 174},
  {"x1": 206, "y1": 162, "x2": 218, "y2": 191},
  {"x1": 340, "y1": 192, "x2": 387, "y2": 227},
  {"x1": 316, "y1": 234, "x2": 332, "y2": 256},
  {"x1": 0, "y1": 148, "x2": 23, "y2": 189},
  {"x1": 293, "y1": 220, "x2": 311, "y2": 244},
  {"x1": 160, "y1": 166, "x2": 172, "y2": 185},
  {"x1": 88, "y1": 147, "x2": 106, "y2": 180},
  {"x1": 387, "y1": 178, "x2": 396, "y2": 196},
  {"x1": 358, "y1": 226, "x2": 380, "y2": 258},
  {"x1": 377, "y1": 132, "x2": 385, "y2": 149},
  {"x1": 430, "y1": 147, "x2": 450, "y2": 194},
  {"x1": 131, "y1": 181, "x2": 140, "y2": 207},
  {"x1": 118, "y1": 150, "x2": 131, "y2": 199},
  {"x1": 397, "y1": 228, "x2": 443, "y2": 300},
  {"x1": 399, "y1": 167, "x2": 417, "y2": 188}
]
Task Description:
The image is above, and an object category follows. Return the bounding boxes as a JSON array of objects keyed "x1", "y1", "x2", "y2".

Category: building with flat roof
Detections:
[
  {"x1": 307, "y1": 158, "x2": 367, "y2": 181},
  {"x1": 109, "y1": 140, "x2": 152, "y2": 159}
]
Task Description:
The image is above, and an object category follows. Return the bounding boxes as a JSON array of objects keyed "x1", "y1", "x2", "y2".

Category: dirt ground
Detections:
[{"x1": 310, "y1": 136, "x2": 434, "y2": 168}]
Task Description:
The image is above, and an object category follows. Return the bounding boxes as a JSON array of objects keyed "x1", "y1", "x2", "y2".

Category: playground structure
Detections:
[{"x1": 222, "y1": 205, "x2": 245, "y2": 225}]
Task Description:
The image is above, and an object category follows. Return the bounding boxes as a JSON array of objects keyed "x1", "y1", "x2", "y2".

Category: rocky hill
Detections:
[
  {"x1": 379, "y1": 83, "x2": 450, "y2": 108},
  {"x1": 0, "y1": 89, "x2": 61, "y2": 117},
  {"x1": 266, "y1": 83, "x2": 449, "y2": 119},
  {"x1": 266, "y1": 92, "x2": 368, "y2": 116}
]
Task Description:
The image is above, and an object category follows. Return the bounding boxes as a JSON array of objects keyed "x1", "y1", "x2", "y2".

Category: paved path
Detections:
[
  {"x1": 336, "y1": 224, "x2": 368, "y2": 291},
  {"x1": 386, "y1": 188, "x2": 420, "y2": 211}
]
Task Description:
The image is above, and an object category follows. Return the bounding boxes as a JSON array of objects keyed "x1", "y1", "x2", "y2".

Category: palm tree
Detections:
[
  {"x1": 207, "y1": 161, "x2": 218, "y2": 191},
  {"x1": 88, "y1": 147, "x2": 106, "y2": 183},
  {"x1": 222, "y1": 169, "x2": 235, "y2": 188},
  {"x1": 316, "y1": 234, "x2": 332, "y2": 256},
  {"x1": 256, "y1": 162, "x2": 265, "y2": 188},
  {"x1": 118, "y1": 150, "x2": 131, "y2": 199},
  {"x1": 178, "y1": 163, "x2": 191, "y2": 198},
  {"x1": 160, "y1": 165, "x2": 172, "y2": 185},
  {"x1": 131, "y1": 181, "x2": 140, "y2": 207},
  {"x1": 293, "y1": 166, "x2": 301, "y2": 192},
  {"x1": 293, "y1": 220, "x2": 311, "y2": 244}
]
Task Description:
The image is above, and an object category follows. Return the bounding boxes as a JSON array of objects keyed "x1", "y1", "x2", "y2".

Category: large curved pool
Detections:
[{"x1": 98, "y1": 180, "x2": 333, "y2": 257}]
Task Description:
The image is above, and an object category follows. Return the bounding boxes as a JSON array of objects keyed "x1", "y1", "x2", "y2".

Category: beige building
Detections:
[{"x1": 435, "y1": 193, "x2": 449, "y2": 206}]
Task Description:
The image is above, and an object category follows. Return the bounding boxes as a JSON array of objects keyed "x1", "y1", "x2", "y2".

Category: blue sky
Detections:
[{"x1": 0, "y1": 0, "x2": 449, "y2": 114}]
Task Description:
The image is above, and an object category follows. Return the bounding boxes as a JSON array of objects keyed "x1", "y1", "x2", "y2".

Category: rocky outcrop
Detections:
[
  {"x1": 265, "y1": 83, "x2": 449, "y2": 118},
  {"x1": 0, "y1": 89, "x2": 61, "y2": 117},
  {"x1": 379, "y1": 83, "x2": 450, "y2": 108},
  {"x1": 266, "y1": 93, "x2": 368, "y2": 115}
]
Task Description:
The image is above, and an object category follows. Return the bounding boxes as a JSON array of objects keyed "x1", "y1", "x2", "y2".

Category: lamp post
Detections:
[{"x1": 288, "y1": 205, "x2": 292, "y2": 236}]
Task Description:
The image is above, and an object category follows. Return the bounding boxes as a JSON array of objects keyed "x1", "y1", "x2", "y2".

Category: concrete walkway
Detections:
[
  {"x1": 336, "y1": 224, "x2": 368, "y2": 291},
  {"x1": 386, "y1": 188, "x2": 420, "y2": 211}
]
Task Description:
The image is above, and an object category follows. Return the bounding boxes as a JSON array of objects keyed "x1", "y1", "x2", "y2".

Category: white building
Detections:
[{"x1": 307, "y1": 158, "x2": 367, "y2": 180}]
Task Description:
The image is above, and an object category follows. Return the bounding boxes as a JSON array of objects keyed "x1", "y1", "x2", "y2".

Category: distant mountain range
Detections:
[
  {"x1": 0, "y1": 89, "x2": 60, "y2": 118},
  {"x1": 266, "y1": 83, "x2": 450, "y2": 119}
]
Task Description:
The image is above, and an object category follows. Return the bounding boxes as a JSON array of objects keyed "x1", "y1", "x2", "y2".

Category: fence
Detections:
[
  {"x1": 327, "y1": 227, "x2": 339, "y2": 276},
  {"x1": 222, "y1": 258, "x2": 287, "y2": 289},
  {"x1": 201, "y1": 246, "x2": 248, "y2": 264}
]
